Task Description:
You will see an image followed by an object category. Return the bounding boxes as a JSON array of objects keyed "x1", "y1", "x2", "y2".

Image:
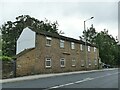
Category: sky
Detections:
[{"x1": 0, "y1": 0, "x2": 119, "y2": 41}]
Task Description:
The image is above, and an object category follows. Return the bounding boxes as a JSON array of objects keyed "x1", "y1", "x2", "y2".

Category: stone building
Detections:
[{"x1": 16, "y1": 27, "x2": 99, "y2": 76}]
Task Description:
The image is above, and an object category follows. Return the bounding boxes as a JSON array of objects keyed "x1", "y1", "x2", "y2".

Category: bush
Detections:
[{"x1": 0, "y1": 56, "x2": 12, "y2": 61}]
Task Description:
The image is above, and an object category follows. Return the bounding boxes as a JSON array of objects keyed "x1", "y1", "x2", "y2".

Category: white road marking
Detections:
[
  {"x1": 64, "y1": 83, "x2": 74, "y2": 86},
  {"x1": 48, "y1": 77, "x2": 94, "y2": 89},
  {"x1": 75, "y1": 78, "x2": 94, "y2": 84},
  {"x1": 49, "y1": 83, "x2": 74, "y2": 89},
  {"x1": 47, "y1": 72, "x2": 119, "y2": 90}
]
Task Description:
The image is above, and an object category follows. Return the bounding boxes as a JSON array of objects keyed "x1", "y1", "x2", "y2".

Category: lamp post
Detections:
[{"x1": 84, "y1": 17, "x2": 94, "y2": 70}]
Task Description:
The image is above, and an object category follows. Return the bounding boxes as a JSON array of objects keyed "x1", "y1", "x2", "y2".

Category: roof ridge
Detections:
[{"x1": 27, "y1": 26, "x2": 96, "y2": 47}]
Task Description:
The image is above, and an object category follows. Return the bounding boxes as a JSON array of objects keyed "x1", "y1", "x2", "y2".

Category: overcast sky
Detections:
[{"x1": 0, "y1": 0, "x2": 119, "y2": 41}]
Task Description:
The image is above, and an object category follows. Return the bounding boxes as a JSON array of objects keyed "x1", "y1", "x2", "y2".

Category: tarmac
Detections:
[{"x1": 0, "y1": 68, "x2": 118, "y2": 84}]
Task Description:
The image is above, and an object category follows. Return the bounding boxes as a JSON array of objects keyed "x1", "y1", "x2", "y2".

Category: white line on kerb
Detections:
[{"x1": 46, "y1": 72, "x2": 118, "y2": 90}]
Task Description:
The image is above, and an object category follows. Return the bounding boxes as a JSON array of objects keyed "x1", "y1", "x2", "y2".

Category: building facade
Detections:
[{"x1": 16, "y1": 27, "x2": 99, "y2": 76}]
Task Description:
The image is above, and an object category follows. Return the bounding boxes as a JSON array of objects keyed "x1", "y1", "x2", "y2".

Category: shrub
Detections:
[{"x1": 0, "y1": 56, "x2": 12, "y2": 61}]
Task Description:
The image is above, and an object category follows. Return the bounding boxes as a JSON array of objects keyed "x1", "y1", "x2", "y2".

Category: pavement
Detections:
[{"x1": 0, "y1": 68, "x2": 118, "y2": 84}]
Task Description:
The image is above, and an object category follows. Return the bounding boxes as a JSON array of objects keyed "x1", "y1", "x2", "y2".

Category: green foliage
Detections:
[
  {"x1": 0, "y1": 56, "x2": 12, "y2": 61},
  {"x1": 0, "y1": 35, "x2": 2, "y2": 56},
  {"x1": 95, "y1": 30, "x2": 118, "y2": 65},
  {"x1": 1, "y1": 15, "x2": 59, "y2": 57},
  {"x1": 117, "y1": 45, "x2": 120, "y2": 66},
  {"x1": 82, "y1": 24, "x2": 97, "y2": 44},
  {"x1": 82, "y1": 25, "x2": 119, "y2": 66}
]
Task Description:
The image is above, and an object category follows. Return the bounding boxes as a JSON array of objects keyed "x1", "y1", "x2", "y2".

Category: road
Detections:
[{"x1": 2, "y1": 69, "x2": 119, "y2": 89}]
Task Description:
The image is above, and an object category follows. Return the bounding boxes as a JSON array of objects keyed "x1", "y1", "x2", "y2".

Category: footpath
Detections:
[{"x1": 0, "y1": 68, "x2": 117, "y2": 84}]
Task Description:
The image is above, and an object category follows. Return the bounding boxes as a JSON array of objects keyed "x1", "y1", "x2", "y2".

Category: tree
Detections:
[
  {"x1": 82, "y1": 24, "x2": 97, "y2": 44},
  {"x1": 1, "y1": 15, "x2": 59, "y2": 57},
  {"x1": 82, "y1": 25, "x2": 119, "y2": 66},
  {"x1": 95, "y1": 30, "x2": 118, "y2": 65},
  {"x1": 118, "y1": 45, "x2": 120, "y2": 67},
  {"x1": 0, "y1": 35, "x2": 2, "y2": 56}
]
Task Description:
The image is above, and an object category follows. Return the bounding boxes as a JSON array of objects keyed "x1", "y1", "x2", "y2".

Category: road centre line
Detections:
[
  {"x1": 49, "y1": 78, "x2": 94, "y2": 89},
  {"x1": 46, "y1": 72, "x2": 119, "y2": 90}
]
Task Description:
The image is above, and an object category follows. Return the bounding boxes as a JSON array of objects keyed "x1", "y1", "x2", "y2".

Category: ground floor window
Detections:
[
  {"x1": 94, "y1": 59, "x2": 97, "y2": 65},
  {"x1": 88, "y1": 60, "x2": 91, "y2": 66},
  {"x1": 45, "y1": 58, "x2": 51, "y2": 68},
  {"x1": 60, "y1": 58, "x2": 65, "y2": 67},
  {"x1": 72, "y1": 59, "x2": 76, "y2": 66},
  {"x1": 81, "y1": 60, "x2": 85, "y2": 67}
]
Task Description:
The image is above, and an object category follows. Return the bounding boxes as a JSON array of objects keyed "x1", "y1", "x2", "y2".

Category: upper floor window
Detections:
[
  {"x1": 60, "y1": 40, "x2": 64, "y2": 48},
  {"x1": 94, "y1": 47, "x2": 96, "y2": 52},
  {"x1": 45, "y1": 58, "x2": 51, "y2": 68},
  {"x1": 71, "y1": 42, "x2": 75, "y2": 49},
  {"x1": 80, "y1": 44, "x2": 83, "y2": 51},
  {"x1": 46, "y1": 37, "x2": 52, "y2": 46},
  {"x1": 60, "y1": 58, "x2": 65, "y2": 67},
  {"x1": 88, "y1": 46, "x2": 90, "y2": 52}
]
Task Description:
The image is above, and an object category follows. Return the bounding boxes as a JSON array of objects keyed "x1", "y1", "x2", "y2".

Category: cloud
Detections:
[{"x1": 0, "y1": 1, "x2": 118, "y2": 39}]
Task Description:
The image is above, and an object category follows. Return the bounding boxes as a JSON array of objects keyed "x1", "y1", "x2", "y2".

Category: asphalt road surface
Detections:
[{"x1": 2, "y1": 69, "x2": 119, "y2": 89}]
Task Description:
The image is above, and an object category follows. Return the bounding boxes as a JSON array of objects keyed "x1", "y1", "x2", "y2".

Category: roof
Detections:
[{"x1": 28, "y1": 26, "x2": 97, "y2": 47}]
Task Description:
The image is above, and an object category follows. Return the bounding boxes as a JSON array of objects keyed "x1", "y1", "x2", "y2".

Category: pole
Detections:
[
  {"x1": 84, "y1": 21, "x2": 87, "y2": 70},
  {"x1": 84, "y1": 17, "x2": 94, "y2": 71}
]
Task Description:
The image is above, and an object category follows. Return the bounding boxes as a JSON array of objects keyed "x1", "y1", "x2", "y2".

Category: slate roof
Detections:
[{"x1": 28, "y1": 26, "x2": 97, "y2": 47}]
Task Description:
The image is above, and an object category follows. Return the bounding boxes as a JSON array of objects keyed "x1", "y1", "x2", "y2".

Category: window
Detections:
[
  {"x1": 80, "y1": 44, "x2": 83, "y2": 51},
  {"x1": 88, "y1": 60, "x2": 91, "y2": 66},
  {"x1": 45, "y1": 58, "x2": 51, "y2": 68},
  {"x1": 88, "y1": 46, "x2": 90, "y2": 52},
  {"x1": 60, "y1": 58, "x2": 65, "y2": 67},
  {"x1": 71, "y1": 42, "x2": 75, "y2": 49},
  {"x1": 81, "y1": 60, "x2": 85, "y2": 67},
  {"x1": 72, "y1": 59, "x2": 76, "y2": 66},
  {"x1": 46, "y1": 37, "x2": 52, "y2": 46},
  {"x1": 60, "y1": 40, "x2": 64, "y2": 48},
  {"x1": 94, "y1": 47, "x2": 96, "y2": 52},
  {"x1": 95, "y1": 59, "x2": 97, "y2": 65}
]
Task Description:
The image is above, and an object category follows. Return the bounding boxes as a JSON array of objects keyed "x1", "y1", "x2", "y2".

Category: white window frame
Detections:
[
  {"x1": 88, "y1": 60, "x2": 91, "y2": 66},
  {"x1": 81, "y1": 60, "x2": 85, "y2": 67},
  {"x1": 60, "y1": 40, "x2": 64, "y2": 48},
  {"x1": 80, "y1": 44, "x2": 83, "y2": 51},
  {"x1": 60, "y1": 58, "x2": 65, "y2": 67},
  {"x1": 71, "y1": 42, "x2": 75, "y2": 49},
  {"x1": 94, "y1": 59, "x2": 97, "y2": 65},
  {"x1": 45, "y1": 58, "x2": 51, "y2": 68},
  {"x1": 72, "y1": 59, "x2": 76, "y2": 67},
  {"x1": 46, "y1": 37, "x2": 52, "y2": 46},
  {"x1": 88, "y1": 46, "x2": 90, "y2": 52},
  {"x1": 94, "y1": 47, "x2": 96, "y2": 52}
]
